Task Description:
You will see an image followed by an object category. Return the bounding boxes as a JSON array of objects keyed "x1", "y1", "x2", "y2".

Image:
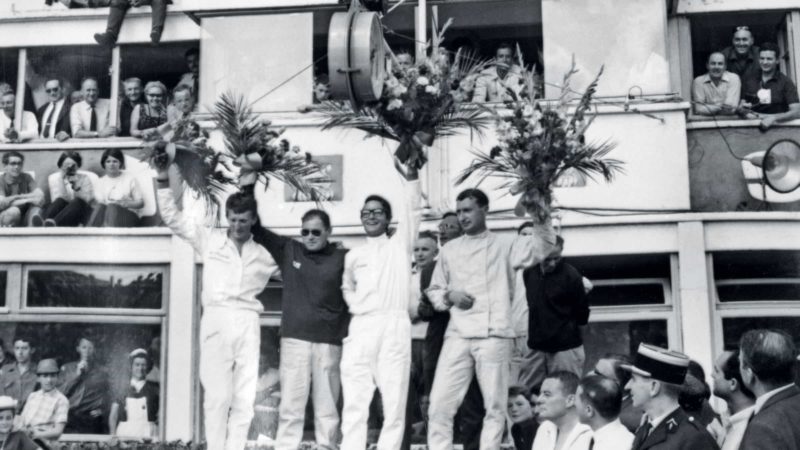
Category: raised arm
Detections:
[
  {"x1": 250, "y1": 216, "x2": 289, "y2": 264},
  {"x1": 510, "y1": 224, "x2": 557, "y2": 270},
  {"x1": 155, "y1": 174, "x2": 208, "y2": 254}
]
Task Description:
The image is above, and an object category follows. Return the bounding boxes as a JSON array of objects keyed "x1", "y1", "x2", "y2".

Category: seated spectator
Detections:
[
  {"x1": 118, "y1": 77, "x2": 144, "y2": 138},
  {"x1": 70, "y1": 77, "x2": 117, "y2": 139},
  {"x1": 721, "y1": 26, "x2": 760, "y2": 78},
  {"x1": 37, "y1": 78, "x2": 72, "y2": 141},
  {"x1": 88, "y1": 148, "x2": 143, "y2": 227},
  {"x1": 473, "y1": 42, "x2": 524, "y2": 103},
  {"x1": 0, "y1": 337, "x2": 38, "y2": 414},
  {"x1": 532, "y1": 371, "x2": 592, "y2": 450},
  {"x1": 313, "y1": 74, "x2": 330, "y2": 103},
  {"x1": 508, "y1": 385, "x2": 538, "y2": 450},
  {"x1": 39, "y1": 151, "x2": 95, "y2": 227},
  {"x1": 130, "y1": 81, "x2": 168, "y2": 140},
  {"x1": 0, "y1": 152, "x2": 44, "y2": 227},
  {"x1": 692, "y1": 52, "x2": 741, "y2": 116},
  {"x1": 109, "y1": 349, "x2": 159, "y2": 440},
  {"x1": 164, "y1": 85, "x2": 197, "y2": 141},
  {"x1": 175, "y1": 48, "x2": 199, "y2": 102},
  {"x1": 574, "y1": 375, "x2": 633, "y2": 450},
  {"x1": 94, "y1": 0, "x2": 170, "y2": 47},
  {"x1": 17, "y1": 359, "x2": 69, "y2": 444},
  {"x1": 59, "y1": 336, "x2": 111, "y2": 434},
  {"x1": 0, "y1": 396, "x2": 38, "y2": 450},
  {"x1": 0, "y1": 91, "x2": 39, "y2": 143},
  {"x1": 738, "y1": 42, "x2": 800, "y2": 129}
]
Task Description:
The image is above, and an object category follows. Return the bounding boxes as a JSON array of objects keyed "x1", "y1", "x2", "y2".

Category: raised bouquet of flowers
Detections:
[
  {"x1": 456, "y1": 58, "x2": 624, "y2": 224},
  {"x1": 142, "y1": 92, "x2": 331, "y2": 214},
  {"x1": 312, "y1": 18, "x2": 492, "y2": 170}
]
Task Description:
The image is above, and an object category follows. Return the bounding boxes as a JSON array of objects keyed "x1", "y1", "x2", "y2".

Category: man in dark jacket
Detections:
[
  {"x1": 251, "y1": 208, "x2": 349, "y2": 450},
  {"x1": 36, "y1": 78, "x2": 71, "y2": 141},
  {"x1": 738, "y1": 329, "x2": 800, "y2": 450},
  {"x1": 524, "y1": 236, "x2": 589, "y2": 383}
]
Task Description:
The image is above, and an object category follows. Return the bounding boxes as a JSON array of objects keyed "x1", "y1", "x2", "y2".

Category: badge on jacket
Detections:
[{"x1": 293, "y1": 261, "x2": 301, "y2": 269}]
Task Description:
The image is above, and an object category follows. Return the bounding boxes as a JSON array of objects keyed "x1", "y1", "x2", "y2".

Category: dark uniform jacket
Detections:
[
  {"x1": 631, "y1": 407, "x2": 719, "y2": 450},
  {"x1": 739, "y1": 384, "x2": 800, "y2": 450}
]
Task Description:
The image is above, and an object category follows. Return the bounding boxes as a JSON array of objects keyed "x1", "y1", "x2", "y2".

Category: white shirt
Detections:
[
  {"x1": 753, "y1": 383, "x2": 794, "y2": 414},
  {"x1": 591, "y1": 419, "x2": 634, "y2": 450},
  {"x1": 720, "y1": 405, "x2": 755, "y2": 450},
  {"x1": 342, "y1": 180, "x2": 420, "y2": 316},
  {"x1": 0, "y1": 111, "x2": 39, "y2": 143},
  {"x1": 427, "y1": 228, "x2": 554, "y2": 338},
  {"x1": 70, "y1": 98, "x2": 112, "y2": 135},
  {"x1": 532, "y1": 420, "x2": 593, "y2": 450},
  {"x1": 40, "y1": 98, "x2": 65, "y2": 138},
  {"x1": 157, "y1": 189, "x2": 278, "y2": 313}
]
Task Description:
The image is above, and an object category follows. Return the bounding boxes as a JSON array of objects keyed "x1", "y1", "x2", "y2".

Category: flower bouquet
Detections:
[
  {"x1": 312, "y1": 18, "x2": 492, "y2": 170},
  {"x1": 456, "y1": 58, "x2": 624, "y2": 224}
]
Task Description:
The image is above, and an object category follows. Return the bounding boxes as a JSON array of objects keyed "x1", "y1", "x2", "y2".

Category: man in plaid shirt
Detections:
[{"x1": 18, "y1": 359, "x2": 69, "y2": 442}]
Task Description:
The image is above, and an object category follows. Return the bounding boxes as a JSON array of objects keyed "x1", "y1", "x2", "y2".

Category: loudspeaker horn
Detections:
[{"x1": 745, "y1": 139, "x2": 800, "y2": 194}]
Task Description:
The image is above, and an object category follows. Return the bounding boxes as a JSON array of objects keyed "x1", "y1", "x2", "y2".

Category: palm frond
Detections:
[
  {"x1": 433, "y1": 104, "x2": 494, "y2": 138},
  {"x1": 315, "y1": 101, "x2": 399, "y2": 141},
  {"x1": 556, "y1": 140, "x2": 624, "y2": 182},
  {"x1": 213, "y1": 91, "x2": 264, "y2": 158}
]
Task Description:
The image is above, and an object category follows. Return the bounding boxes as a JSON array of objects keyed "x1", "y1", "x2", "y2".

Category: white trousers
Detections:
[
  {"x1": 340, "y1": 312, "x2": 411, "y2": 450},
  {"x1": 274, "y1": 338, "x2": 342, "y2": 450},
  {"x1": 199, "y1": 308, "x2": 260, "y2": 450},
  {"x1": 427, "y1": 336, "x2": 512, "y2": 450}
]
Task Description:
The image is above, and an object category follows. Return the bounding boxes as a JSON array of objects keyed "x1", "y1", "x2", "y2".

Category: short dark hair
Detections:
[
  {"x1": 100, "y1": 148, "x2": 126, "y2": 170},
  {"x1": 600, "y1": 353, "x2": 632, "y2": 387},
  {"x1": 301, "y1": 208, "x2": 331, "y2": 229},
  {"x1": 363, "y1": 194, "x2": 392, "y2": 221},
  {"x1": 679, "y1": 374, "x2": 709, "y2": 412},
  {"x1": 509, "y1": 384, "x2": 531, "y2": 400},
  {"x1": 80, "y1": 76, "x2": 99, "y2": 88},
  {"x1": 417, "y1": 230, "x2": 439, "y2": 243},
  {"x1": 13, "y1": 335, "x2": 35, "y2": 349},
  {"x1": 496, "y1": 42, "x2": 514, "y2": 54},
  {"x1": 579, "y1": 375, "x2": 623, "y2": 420},
  {"x1": 57, "y1": 151, "x2": 82, "y2": 169},
  {"x1": 721, "y1": 350, "x2": 755, "y2": 399},
  {"x1": 760, "y1": 42, "x2": 780, "y2": 58},
  {"x1": 44, "y1": 78, "x2": 62, "y2": 88},
  {"x1": 185, "y1": 48, "x2": 199, "y2": 59},
  {"x1": 544, "y1": 370, "x2": 580, "y2": 396},
  {"x1": 740, "y1": 329, "x2": 797, "y2": 386},
  {"x1": 456, "y1": 188, "x2": 489, "y2": 208},
  {"x1": 173, "y1": 84, "x2": 193, "y2": 97},
  {"x1": 2, "y1": 151, "x2": 24, "y2": 165},
  {"x1": 517, "y1": 221, "x2": 534, "y2": 234},
  {"x1": 225, "y1": 192, "x2": 258, "y2": 217}
]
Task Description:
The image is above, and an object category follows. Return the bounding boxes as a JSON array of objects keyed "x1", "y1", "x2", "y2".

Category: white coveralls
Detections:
[
  {"x1": 340, "y1": 180, "x2": 420, "y2": 450},
  {"x1": 158, "y1": 189, "x2": 278, "y2": 450},
  {"x1": 426, "y1": 228, "x2": 554, "y2": 450}
]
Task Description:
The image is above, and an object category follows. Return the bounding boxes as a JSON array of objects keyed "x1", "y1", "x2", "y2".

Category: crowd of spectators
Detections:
[
  {"x1": 692, "y1": 26, "x2": 800, "y2": 129},
  {"x1": 0, "y1": 335, "x2": 160, "y2": 446}
]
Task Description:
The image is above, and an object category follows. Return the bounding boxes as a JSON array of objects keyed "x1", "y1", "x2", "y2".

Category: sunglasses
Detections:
[
  {"x1": 360, "y1": 208, "x2": 386, "y2": 218},
  {"x1": 301, "y1": 229, "x2": 323, "y2": 237},
  {"x1": 45, "y1": 87, "x2": 60, "y2": 93}
]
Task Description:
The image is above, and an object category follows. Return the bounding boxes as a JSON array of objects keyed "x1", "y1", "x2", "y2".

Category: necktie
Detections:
[
  {"x1": 89, "y1": 105, "x2": 98, "y2": 132},
  {"x1": 588, "y1": 437, "x2": 595, "y2": 450},
  {"x1": 631, "y1": 421, "x2": 652, "y2": 450},
  {"x1": 43, "y1": 103, "x2": 54, "y2": 138}
]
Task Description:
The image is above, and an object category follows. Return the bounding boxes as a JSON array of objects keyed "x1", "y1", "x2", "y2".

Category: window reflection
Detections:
[{"x1": 583, "y1": 320, "x2": 668, "y2": 373}]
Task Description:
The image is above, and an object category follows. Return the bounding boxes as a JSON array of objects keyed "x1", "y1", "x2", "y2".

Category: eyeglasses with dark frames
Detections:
[
  {"x1": 45, "y1": 87, "x2": 60, "y2": 93},
  {"x1": 360, "y1": 208, "x2": 386, "y2": 218},
  {"x1": 301, "y1": 229, "x2": 323, "y2": 237}
]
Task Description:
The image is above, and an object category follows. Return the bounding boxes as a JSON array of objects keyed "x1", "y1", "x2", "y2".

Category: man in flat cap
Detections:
[{"x1": 623, "y1": 344, "x2": 719, "y2": 450}]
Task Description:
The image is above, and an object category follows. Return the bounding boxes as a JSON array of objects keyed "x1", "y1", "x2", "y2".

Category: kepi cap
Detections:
[
  {"x1": 621, "y1": 343, "x2": 690, "y2": 385},
  {"x1": 36, "y1": 358, "x2": 60, "y2": 375},
  {"x1": 0, "y1": 396, "x2": 16, "y2": 411}
]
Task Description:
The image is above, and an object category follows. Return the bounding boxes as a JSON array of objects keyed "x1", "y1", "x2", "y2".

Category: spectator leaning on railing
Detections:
[
  {"x1": 70, "y1": 77, "x2": 117, "y2": 139},
  {"x1": 692, "y1": 52, "x2": 741, "y2": 116},
  {"x1": 721, "y1": 26, "x2": 760, "y2": 79},
  {"x1": 738, "y1": 42, "x2": 800, "y2": 129},
  {"x1": 0, "y1": 91, "x2": 39, "y2": 144},
  {"x1": 130, "y1": 81, "x2": 168, "y2": 140},
  {"x1": 37, "y1": 78, "x2": 72, "y2": 141},
  {"x1": 119, "y1": 77, "x2": 144, "y2": 138}
]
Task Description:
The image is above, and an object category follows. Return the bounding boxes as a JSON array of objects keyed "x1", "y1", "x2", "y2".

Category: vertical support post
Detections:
[
  {"x1": 677, "y1": 221, "x2": 714, "y2": 378},
  {"x1": 164, "y1": 236, "x2": 198, "y2": 441},
  {"x1": 14, "y1": 49, "x2": 26, "y2": 131},
  {"x1": 109, "y1": 46, "x2": 121, "y2": 128},
  {"x1": 415, "y1": 0, "x2": 427, "y2": 62}
]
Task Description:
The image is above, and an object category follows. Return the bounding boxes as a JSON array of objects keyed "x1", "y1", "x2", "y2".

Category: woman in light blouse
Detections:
[
  {"x1": 40, "y1": 151, "x2": 95, "y2": 226},
  {"x1": 89, "y1": 148, "x2": 143, "y2": 227}
]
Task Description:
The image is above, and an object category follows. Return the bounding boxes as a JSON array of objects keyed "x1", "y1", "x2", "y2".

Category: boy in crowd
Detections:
[
  {"x1": 0, "y1": 336, "x2": 38, "y2": 412},
  {"x1": 0, "y1": 396, "x2": 38, "y2": 450},
  {"x1": 18, "y1": 358, "x2": 69, "y2": 443},
  {"x1": 508, "y1": 385, "x2": 538, "y2": 450}
]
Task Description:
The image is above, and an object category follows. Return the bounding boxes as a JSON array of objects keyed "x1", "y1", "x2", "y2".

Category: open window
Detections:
[{"x1": 26, "y1": 46, "x2": 112, "y2": 112}]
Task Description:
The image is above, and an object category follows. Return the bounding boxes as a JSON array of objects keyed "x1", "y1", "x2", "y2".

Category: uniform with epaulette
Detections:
[{"x1": 622, "y1": 344, "x2": 720, "y2": 450}]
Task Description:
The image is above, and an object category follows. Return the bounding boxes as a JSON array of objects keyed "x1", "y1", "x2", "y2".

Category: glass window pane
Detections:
[
  {"x1": 121, "y1": 42, "x2": 199, "y2": 94},
  {"x1": 583, "y1": 320, "x2": 668, "y2": 373},
  {"x1": 0, "y1": 322, "x2": 161, "y2": 436},
  {"x1": 714, "y1": 251, "x2": 800, "y2": 302},
  {"x1": 26, "y1": 266, "x2": 164, "y2": 309},
  {"x1": 588, "y1": 283, "x2": 666, "y2": 307},
  {"x1": 567, "y1": 254, "x2": 671, "y2": 306},
  {"x1": 717, "y1": 282, "x2": 800, "y2": 302},
  {"x1": 722, "y1": 316, "x2": 800, "y2": 350},
  {"x1": 0, "y1": 49, "x2": 19, "y2": 100},
  {"x1": 257, "y1": 281, "x2": 282, "y2": 314}
]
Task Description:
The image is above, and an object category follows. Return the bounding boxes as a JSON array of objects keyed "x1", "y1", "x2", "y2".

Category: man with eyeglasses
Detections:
[
  {"x1": 36, "y1": 78, "x2": 71, "y2": 141},
  {"x1": 0, "y1": 152, "x2": 44, "y2": 227},
  {"x1": 340, "y1": 165, "x2": 421, "y2": 450},
  {"x1": 250, "y1": 208, "x2": 349, "y2": 450},
  {"x1": 70, "y1": 77, "x2": 117, "y2": 139},
  {"x1": 721, "y1": 26, "x2": 760, "y2": 79}
]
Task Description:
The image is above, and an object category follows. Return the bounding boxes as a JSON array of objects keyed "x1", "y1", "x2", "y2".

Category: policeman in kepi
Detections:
[{"x1": 621, "y1": 344, "x2": 720, "y2": 450}]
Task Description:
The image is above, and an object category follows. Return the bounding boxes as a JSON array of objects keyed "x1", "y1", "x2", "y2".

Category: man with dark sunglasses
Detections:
[
  {"x1": 36, "y1": 78, "x2": 71, "y2": 141},
  {"x1": 250, "y1": 207, "x2": 349, "y2": 450}
]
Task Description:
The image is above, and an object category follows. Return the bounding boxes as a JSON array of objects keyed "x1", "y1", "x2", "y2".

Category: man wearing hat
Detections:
[
  {"x1": 0, "y1": 396, "x2": 38, "y2": 450},
  {"x1": 623, "y1": 344, "x2": 719, "y2": 450},
  {"x1": 18, "y1": 358, "x2": 69, "y2": 442}
]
